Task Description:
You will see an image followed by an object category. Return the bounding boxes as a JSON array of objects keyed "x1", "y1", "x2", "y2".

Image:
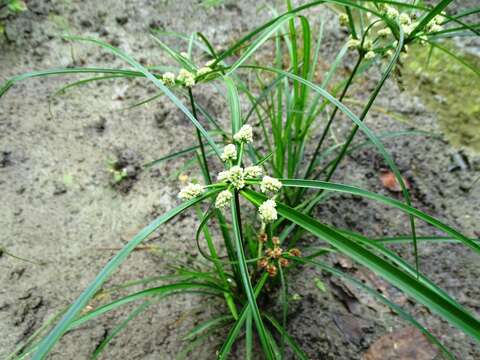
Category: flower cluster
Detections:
[
  {"x1": 426, "y1": 14, "x2": 444, "y2": 33},
  {"x1": 215, "y1": 189, "x2": 232, "y2": 209},
  {"x1": 258, "y1": 246, "x2": 301, "y2": 277},
  {"x1": 178, "y1": 183, "x2": 204, "y2": 200},
  {"x1": 233, "y1": 124, "x2": 253, "y2": 144},
  {"x1": 347, "y1": 38, "x2": 361, "y2": 49},
  {"x1": 258, "y1": 199, "x2": 277, "y2": 223},
  {"x1": 244, "y1": 165, "x2": 263, "y2": 178},
  {"x1": 177, "y1": 69, "x2": 195, "y2": 87},
  {"x1": 162, "y1": 72, "x2": 176, "y2": 86},
  {"x1": 340, "y1": 4, "x2": 446, "y2": 61},
  {"x1": 218, "y1": 165, "x2": 246, "y2": 190},
  {"x1": 221, "y1": 144, "x2": 237, "y2": 162},
  {"x1": 260, "y1": 176, "x2": 282, "y2": 194}
]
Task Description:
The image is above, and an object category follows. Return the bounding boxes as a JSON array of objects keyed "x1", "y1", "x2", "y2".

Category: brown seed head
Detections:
[
  {"x1": 258, "y1": 258, "x2": 269, "y2": 269},
  {"x1": 266, "y1": 264, "x2": 277, "y2": 277},
  {"x1": 279, "y1": 258, "x2": 289, "y2": 267},
  {"x1": 272, "y1": 236, "x2": 280, "y2": 245},
  {"x1": 289, "y1": 248, "x2": 301, "y2": 257},
  {"x1": 271, "y1": 247, "x2": 283, "y2": 259}
]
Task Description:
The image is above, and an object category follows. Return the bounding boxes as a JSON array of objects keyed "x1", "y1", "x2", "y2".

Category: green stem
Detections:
[
  {"x1": 303, "y1": 54, "x2": 363, "y2": 181},
  {"x1": 188, "y1": 88, "x2": 212, "y2": 184},
  {"x1": 231, "y1": 192, "x2": 273, "y2": 359},
  {"x1": 188, "y1": 87, "x2": 241, "y2": 288}
]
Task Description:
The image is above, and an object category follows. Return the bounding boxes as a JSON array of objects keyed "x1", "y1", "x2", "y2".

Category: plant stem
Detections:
[
  {"x1": 303, "y1": 55, "x2": 362, "y2": 181},
  {"x1": 188, "y1": 88, "x2": 212, "y2": 184},
  {"x1": 293, "y1": 55, "x2": 363, "y2": 206}
]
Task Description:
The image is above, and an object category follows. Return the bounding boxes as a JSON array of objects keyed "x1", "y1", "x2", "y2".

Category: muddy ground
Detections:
[{"x1": 1, "y1": 1, "x2": 479, "y2": 359}]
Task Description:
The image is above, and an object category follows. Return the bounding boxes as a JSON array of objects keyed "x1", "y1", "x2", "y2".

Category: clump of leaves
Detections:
[{"x1": 2, "y1": 1, "x2": 480, "y2": 359}]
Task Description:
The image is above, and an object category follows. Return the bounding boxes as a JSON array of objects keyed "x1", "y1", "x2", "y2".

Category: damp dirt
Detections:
[{"x1": 1, "y1": 1, "x2": 479, "y2": 359}]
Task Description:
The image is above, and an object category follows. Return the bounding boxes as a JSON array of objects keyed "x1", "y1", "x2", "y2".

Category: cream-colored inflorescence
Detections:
[
  {"x1": 177, "y1": 69, "x2": 195, "y2": 87},
  {"x1": 178, "y1": 183, "x2": 204, "y2": 200},
  {"x1": 385, "y1": 6, "x2": 399, "y2": 19},
  {"x1": 162, "y1": 72, "x2": 176, "y2": 86},
  {"x1": 427, "y1": 16, "x2": 443, "y2": 33},
  {"x1": 258, "y1": 199, "x2": 277, "y2": 223},
  {"x1": 233, "y1": 124, "x2": 253, "y2": 144},
  {"x1": 227, "y1": 166, "x2": 245, "y2": 189},
  {"x1": 377, "y1": 28, "x2": 390, "y2": 37},
  {"x1": 215, "y1": 189, "x2": 233, "y2": 209},
  {"x1": 399, "y1": 13, "x2": 411, "y2": 25},
  {"x1": 402, "y1": 24, "x2": 415, "y2": 36},
  {"x1": 244, "y1": 165, "x2": 263, "y2": 179},
  {"x1": 260, "y1": 176, "x2": 282, "y2": 194},
  {"x1": 363, "y1": 39, "x2": 373, "y2": 51},
  {"x1": 221, "y1": 144, "x2": 238, "y2": 162},
  {"x1": 218, "y1": 165, "x2": 245, "y2": 189},
  {"x1": 347, "y1": 38, "x2": 361, "y2": 49},
  {"x1": 364, "y1": 51, "x2": 376, "y2": 60}
]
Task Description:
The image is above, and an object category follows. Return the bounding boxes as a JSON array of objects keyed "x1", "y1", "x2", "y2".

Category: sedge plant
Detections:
[{"x1": 2, "y1": 1, "x2": 480, "y2": 359}]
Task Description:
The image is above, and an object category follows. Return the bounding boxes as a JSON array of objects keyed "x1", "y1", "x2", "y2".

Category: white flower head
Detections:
[
  {"x1": 244, "y1": 165, "x2": 263, "y2": 179},
  {"x1": 218, "y1": 170, "x2": 230, "y2": 182},
  {"x1": 399, "y1": 13, "x2": 411, "y2": 25},
  {"x1": 427, "y1": 22, "x2": 442, "y2": 33},
  {"x1": 215, "y1": 190, "x2": 232, "y2": 209},
  {"x1": 386, "y1": 6, "x2": 399, "y2": 19},
  {"x1": 217, "y1": 166, "x2": 245, "y2": 189},
  {"x1": 221, "y1": 144, "x2": 238, "y2": 162},
  {"x1": 258, "y1": 199, "x2": 277, "y2": 223},
  {"x1": 178, "y1": 183, "x2": 204, "y2": 200},
  {"x1": 347, "y1": 38, "x2": 361, "y2": 49},
  {"x1": 227, "y1": 165, "x2": 245, "y2": 189},
  {"x1": 363, "y1": 39, "x2": 373, "y2": 51},
  {"x1": 364, "y1": 51, "x2": 376, "y2": 60},
  {"x1": 260, "y1": 176, "x2": 282, "y2": 194},
  {"x1": 402, "y1": 24, "x2": 414, "y2": 36},
  {"x1": 378, "y1": 28, "x2": 390, "y2": 38},
  {"x1": 433, "y1": 14, "x2": 444, "y2": 25},
  {"x1": 233, "y1": 124, "x2": 253, "y2": 144},
  {"x1": 162, "y1": 72, "x2": 176, "y2": 86},
  {"x1": 339, "y1": 13, "x2": 349, "y2": 27},
  {"x1": 196, "y1": 67, "x2": 212, "y2": 76},
  {"x1": 177, "y1": 69, "x2": 195, "y2": 87}
]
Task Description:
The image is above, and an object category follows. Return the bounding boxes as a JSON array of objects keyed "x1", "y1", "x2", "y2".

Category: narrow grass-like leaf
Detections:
[
  {"x1": 287, "y1": 256, "x2": 454, "y2": 360},
  {"x1": 241, "y1": 189, "x2": 480, "y2": 342},
  {"x1": 264, "y1": 314, "x2": 309, "y2": 360},
  {"x1": 230, "y1": 194, "x2": 274, "y2": 359},
  {"x1": 91, "y1": 301, "x2": 152, "y2": 358},
  {"x1": 32, "y1": 189, "x2": 219, "y2": 359},
  {"x1": 183, "y1": 315, "x2": 233, "y2": 341},
  {"x1": 64, "y1": 36, "x2": 221, "y2": 158},
  {"x1": 272, "y1": 179, "x2": 480, "y2": 255},
  {"x1": 224, "y1": 76, "x2": 242, "y2": 134},
  {"x1": 217, "y1": 273, "x2": 269, "y2": 359}
]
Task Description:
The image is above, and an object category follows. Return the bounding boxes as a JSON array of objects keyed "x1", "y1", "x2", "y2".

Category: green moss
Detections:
[{"x1": 403, "y1": 43, "x2": 480, "y2": 153}]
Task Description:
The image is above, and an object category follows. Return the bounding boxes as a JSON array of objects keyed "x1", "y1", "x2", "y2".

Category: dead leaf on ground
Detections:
[
  {"x1": 380, "y1": 171, "x2": 411, "y2": 192},
  {"x1": 363, "y1": 326, "x2": 438, "y2": 360}
]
